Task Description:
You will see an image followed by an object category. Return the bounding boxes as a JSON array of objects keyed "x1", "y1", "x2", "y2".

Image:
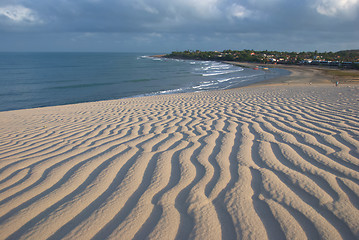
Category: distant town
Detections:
[{"x1": 165, "y1": 50, "x2": 359, "y2": 69}]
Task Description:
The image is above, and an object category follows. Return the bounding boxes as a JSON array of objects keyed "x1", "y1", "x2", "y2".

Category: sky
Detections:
[{"x1": 0, "y1": 0, "x2": 358, "y2": 53}]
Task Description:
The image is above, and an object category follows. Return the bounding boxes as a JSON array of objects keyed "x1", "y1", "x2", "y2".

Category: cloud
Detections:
[
  {"x1": 0, "y1": 0, "x2": 358, "y2": 51},
  {"x1": 134, "y1": 0, "x2": 222, "y2": 22},
  {"x1": 314, "y1": 0, "x2": 359, "y2": 18},
  {"x1": 1, "y1": 0, "x2": 358, "y2": 33},
  {"x1": 229, "y1": 4, "x2": 252, "y2": 19},
  {"x1": 0, "y1": 5, "x2": 42, "y2": 25},
  {"x1": 179, "y1": 0, "x2": 221, "y2": 18}
]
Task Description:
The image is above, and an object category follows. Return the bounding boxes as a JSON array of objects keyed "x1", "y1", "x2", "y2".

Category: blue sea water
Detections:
[{"x1": 0, "y1": 52, "x2": 289, "y2": 112}]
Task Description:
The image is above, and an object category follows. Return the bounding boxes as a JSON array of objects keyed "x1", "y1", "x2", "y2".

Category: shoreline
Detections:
[
  {"x1": 1, "y1": 60, "x2": 357, "y2": 114},
  {"x1": 0, "y1": 57, "x2": 287, "y2": 113},
  {"x1": 0, "y1": 62, "x2": 350, "y2": 113},
  {"x1": 3, "y1": 53, "x2": 358, "y2": 113}
]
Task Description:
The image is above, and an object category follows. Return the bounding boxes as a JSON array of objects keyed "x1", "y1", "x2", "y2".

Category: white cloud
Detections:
[
  {"x1": 0, "y1": 5, "x2": 42, "y2": 24},
  {"x1": 181, "y1": 0, "x2": 221, "y2": 18},
  {"x1": 229, "y1": 4, "x2": 252, "y2": 19},
  {"x1": 314, "y1": 0, "x2": 359, "y2": 18}
]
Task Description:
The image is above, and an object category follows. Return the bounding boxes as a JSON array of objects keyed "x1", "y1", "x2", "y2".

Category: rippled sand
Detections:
[{"x1": 0, "y1": 84, "x2": 358, "y2": 239}]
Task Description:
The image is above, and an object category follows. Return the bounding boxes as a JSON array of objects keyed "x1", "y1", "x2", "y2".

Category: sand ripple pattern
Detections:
[{"x1": 0, "y1": 85, "x2": 359, "y2": 240}]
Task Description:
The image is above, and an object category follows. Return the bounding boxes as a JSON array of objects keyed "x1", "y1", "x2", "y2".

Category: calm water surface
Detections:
[{"x1": 0, "y1": 52, "x2": 289, "y2": 111}]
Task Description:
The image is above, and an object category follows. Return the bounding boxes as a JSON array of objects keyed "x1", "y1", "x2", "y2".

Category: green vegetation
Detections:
[{"x1": 165, "y1": 49, "x2": 359, "y2": 69}]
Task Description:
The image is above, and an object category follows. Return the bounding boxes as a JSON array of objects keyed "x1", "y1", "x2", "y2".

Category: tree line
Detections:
[{"x1": 165, "y1": 50, "x2": 359, "y2": 69}]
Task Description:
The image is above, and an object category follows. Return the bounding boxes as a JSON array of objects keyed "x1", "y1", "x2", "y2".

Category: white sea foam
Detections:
[
  {"x1": 217, "y1": 73, "x2": 264, "y2": 82},
  {"x1": 217, "y1": 78, "x2": 232, "y2": 83},
  {"x1": 158, "y1": 88, "x2": 185, "y2": 94},
  {"x1": 137, "y1": 55, "x2": 164, "y2": 61},
  {"x1": 202, "y1": 69, "x2": 244, "y2": 76},
  {"x1": 138, "y1": 55, "x2": 278, "y2": 96},
  {"x1": 196, "y1": 61, "x2": 245, "y2": 77},
  {"x1": 192, "y1": 81, "x2": 218, "y2": 89}
]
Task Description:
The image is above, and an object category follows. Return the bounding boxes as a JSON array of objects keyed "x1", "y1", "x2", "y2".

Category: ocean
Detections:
[{"x1": 0, "y1": 52, "x2": 289, "y2": 112}]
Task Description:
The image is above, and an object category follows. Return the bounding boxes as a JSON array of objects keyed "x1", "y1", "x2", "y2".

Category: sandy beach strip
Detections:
[
  {"x1": 227, "y1": 61, "x2": 359, "y2": 86},
  {"x1": 0, "y1": 69, "x2": 359, "y2": 239}
]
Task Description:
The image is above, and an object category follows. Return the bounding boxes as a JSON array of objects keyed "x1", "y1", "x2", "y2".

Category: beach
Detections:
[{"x1": 0, "y1": 66, "x2": 359, "y2": 239}]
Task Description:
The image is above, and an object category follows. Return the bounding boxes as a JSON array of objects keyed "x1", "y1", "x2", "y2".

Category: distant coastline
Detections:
[
  {"x1": 163, "y1": 50, "x2": 359, "y2": 69},
  {"x1": 159, "y1": 51, "x2": 359, "y2": 85}
]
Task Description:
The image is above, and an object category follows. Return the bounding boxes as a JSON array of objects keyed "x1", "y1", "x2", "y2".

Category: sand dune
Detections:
[{"x1": 0, "y1": 84, "x2": 359, "y2": 239}]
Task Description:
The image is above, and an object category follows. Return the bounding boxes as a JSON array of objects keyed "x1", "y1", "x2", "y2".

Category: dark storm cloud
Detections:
[{"x1": 0, "y1": 0, "x2": 358, "y2": 51}]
